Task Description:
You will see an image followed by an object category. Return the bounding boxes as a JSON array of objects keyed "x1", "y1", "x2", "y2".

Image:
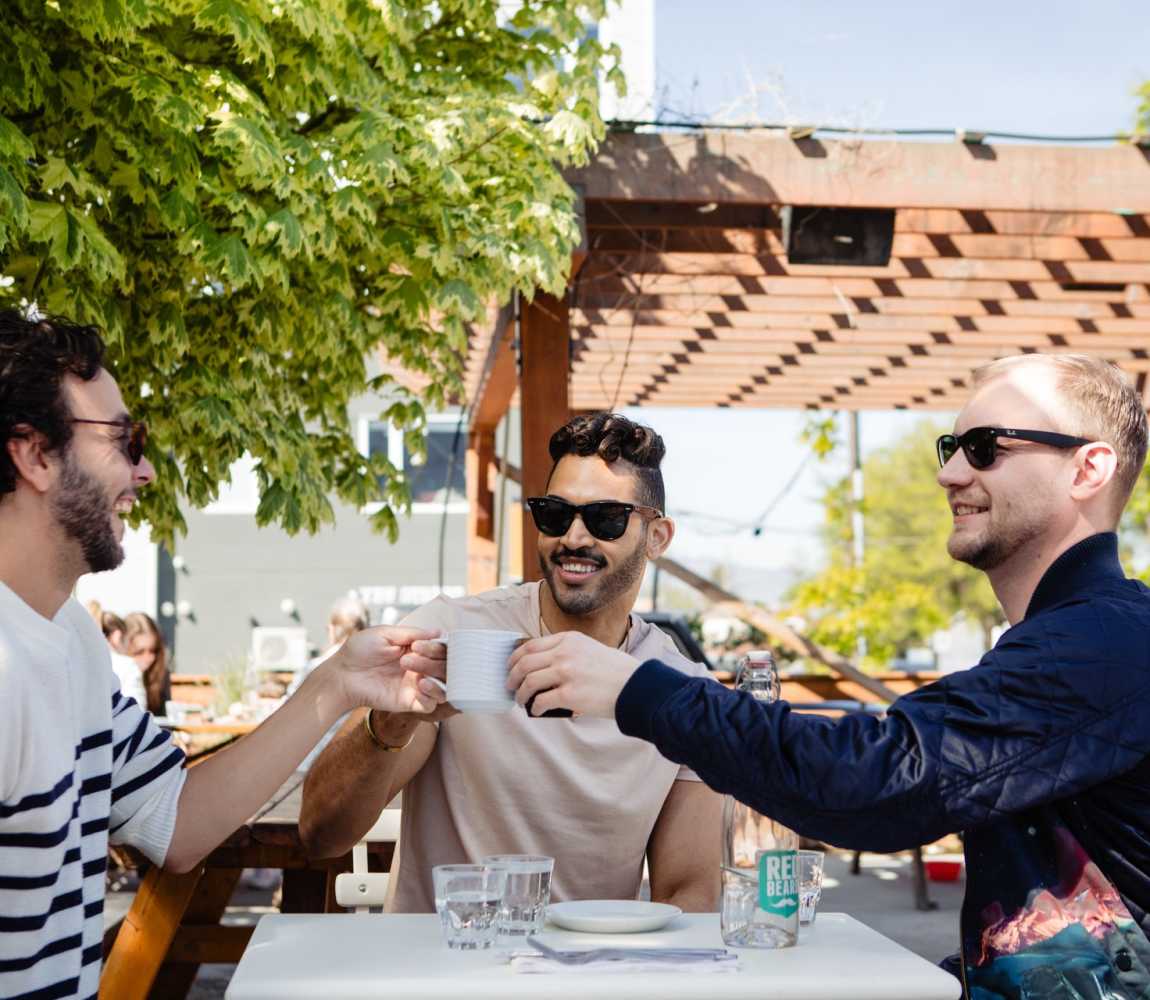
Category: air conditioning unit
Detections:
[{"x1": 250, "y1": 626, "x2": 309, "y2": 672}]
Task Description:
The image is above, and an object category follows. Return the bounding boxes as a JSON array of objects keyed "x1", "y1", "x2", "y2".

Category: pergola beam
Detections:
[{"x1": 567, "y1": 132, "x2": 1150, "y2": 213}]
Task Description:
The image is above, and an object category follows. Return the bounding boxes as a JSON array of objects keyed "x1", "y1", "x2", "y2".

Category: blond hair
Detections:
[{"x1": 972, "y1": 354, "x2": 1148, "y2": 512}]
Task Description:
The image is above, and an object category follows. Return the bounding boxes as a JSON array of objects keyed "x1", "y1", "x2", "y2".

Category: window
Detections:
[
  {"x1": 405, "y1": 423, "x2": 466, "y2": 504},
  {"x1": 361, "y1": 415, "x2": 468, "y2": 512}
]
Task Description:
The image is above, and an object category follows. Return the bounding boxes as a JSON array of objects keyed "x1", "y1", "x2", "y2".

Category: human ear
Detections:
[
  {"x1": 646, "y1": 516, "x2": 675, "y2": 559},
  {"x1": 1068, "y1": 443, "x2": 1118, "y2": 503},
  {"x1": 6, "y1": 427, "x2": 57, "y2": 494}
]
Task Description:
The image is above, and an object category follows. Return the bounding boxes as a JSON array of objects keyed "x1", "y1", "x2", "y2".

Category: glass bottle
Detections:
[{"x1": 720, "y1": 650, "x2": 799, "y2": 948}]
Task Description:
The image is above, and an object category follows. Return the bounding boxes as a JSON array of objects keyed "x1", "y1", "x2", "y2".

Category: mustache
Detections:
[{"x1": 551, "y1": 546, "x2": 607, "y2": 568}]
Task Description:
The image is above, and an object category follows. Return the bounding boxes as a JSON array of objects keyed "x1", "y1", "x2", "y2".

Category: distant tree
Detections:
[
  {"x1": 1137, "y1": 79, "x2": 1150, "y2": 133},
  {"x1": 0, "y1": 0, "x2": 619, "y2": 542},
  {"x1": 787, "y1": 420, "x2": 1003, "y2": 668}
]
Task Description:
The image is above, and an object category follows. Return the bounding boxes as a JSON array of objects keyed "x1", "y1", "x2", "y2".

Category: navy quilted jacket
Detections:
[{"x1": 617, "y1": 533, "x2": 1150, "y2": 999}]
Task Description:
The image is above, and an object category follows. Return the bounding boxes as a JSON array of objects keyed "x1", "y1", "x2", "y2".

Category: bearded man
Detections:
[
  {"x1": 0, "y1": 310, "x2": 450, "y2": 998},
  {"x1": 301, "y1": 412, "x2": 721, "y2": 913}
]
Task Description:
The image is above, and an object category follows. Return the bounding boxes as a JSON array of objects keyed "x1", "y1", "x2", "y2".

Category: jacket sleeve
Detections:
[{"x1": 615, "y1": 605, "x2": 1150, "y2": 851}]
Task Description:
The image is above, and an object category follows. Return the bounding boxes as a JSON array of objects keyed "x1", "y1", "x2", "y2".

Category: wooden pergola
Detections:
[{"x1": 393, "y1": 131, "x2": 1150, "y2": 593}]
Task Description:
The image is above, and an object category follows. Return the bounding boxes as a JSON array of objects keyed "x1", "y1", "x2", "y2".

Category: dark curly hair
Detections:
[
  {"x1": 547, "y1": 412, "x2": 666, "y2": 510},
  {"x1": 0, "y1": 310, "x2": 106, "y2": 496}
]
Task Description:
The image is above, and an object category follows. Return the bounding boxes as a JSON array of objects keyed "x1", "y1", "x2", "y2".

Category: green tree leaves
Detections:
[
  {"x1": 788, "y1": 420, "x2": 1003, "y2": 668},
  {"x1": 0, "y1": 0, "x2": 618, "y2": 543}
]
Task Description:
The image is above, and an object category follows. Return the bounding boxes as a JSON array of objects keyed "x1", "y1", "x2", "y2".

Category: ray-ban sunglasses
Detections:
[
  {"x1": 936, "y1": 426, "x2": 1092, "y2": 470},
  {"x1": 71, "y1": 418, "x2": 148, "y2": 466},
  {"x1": 525, "y1": 496, "x2": 664, "y2": 542}
]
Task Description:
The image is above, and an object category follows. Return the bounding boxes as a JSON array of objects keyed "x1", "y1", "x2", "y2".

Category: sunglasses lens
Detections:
[
  {"x1": 129, "y1": 423, "x2": 147, "y2": 465},
  {"x1": 529, "y1": 499, "x2": 573, "y2": 537},
  {"x1": 583, "y1": 503, "x2": 630, "y2": 541},
  {"x1": 965, "y1": 430, "x2": 997, "y2": 469},
  {"x1": 937, "y1": 436, "x2": 958, "y2": 467}
]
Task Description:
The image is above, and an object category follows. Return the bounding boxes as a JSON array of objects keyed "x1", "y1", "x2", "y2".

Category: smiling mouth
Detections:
[
  {"x1": 553, "y1": 556, "x2": 605, "y2": 581},
  {"x1": 113, "y1": 496, "x2": 136, "y2": 516},
  {"x1": 952, "y1": 504, "x2": 988, "y2": 518}
]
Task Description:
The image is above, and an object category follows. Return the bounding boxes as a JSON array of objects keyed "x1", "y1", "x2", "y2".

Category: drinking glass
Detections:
[
  {"x1": 432, "y1": 864, "x2": 507, "y2": 949},
  {"x1": 482, "y1": 854, "x2": 554, "y2": 939},
  {"x1": 798, "y1": 850, "x2": 825, "y2": 926}
]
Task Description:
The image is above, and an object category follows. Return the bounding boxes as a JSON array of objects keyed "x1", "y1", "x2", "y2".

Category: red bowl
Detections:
[{"x1": 924, "y1": 857, "x2": 963, "y2": 882}]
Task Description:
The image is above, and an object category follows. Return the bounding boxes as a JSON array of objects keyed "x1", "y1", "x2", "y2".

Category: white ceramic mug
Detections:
[{"x1": 423, "y1": 629, "x2": 524, "y2": 714}]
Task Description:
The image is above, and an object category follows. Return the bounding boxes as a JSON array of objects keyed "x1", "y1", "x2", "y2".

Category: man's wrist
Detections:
[{"x1": 364, "y1": 709, "x2": 420, "y2": 751}]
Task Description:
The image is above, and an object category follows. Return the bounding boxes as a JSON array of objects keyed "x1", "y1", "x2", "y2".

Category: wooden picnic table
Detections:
[{"x1": 99, "y1": 771, "x2": 398, "y2": 1000}]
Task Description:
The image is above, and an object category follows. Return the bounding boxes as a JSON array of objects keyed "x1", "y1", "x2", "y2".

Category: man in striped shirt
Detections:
[{"x1": 0, "y1": 310, "x2": 444, "y2": 999}]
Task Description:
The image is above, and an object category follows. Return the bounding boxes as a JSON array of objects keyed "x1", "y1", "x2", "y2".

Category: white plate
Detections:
[{"x1": 547, "y1": 900, "x2": 682, "y2": 934}]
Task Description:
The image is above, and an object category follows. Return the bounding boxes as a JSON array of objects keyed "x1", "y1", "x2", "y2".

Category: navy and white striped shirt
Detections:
[{"x1": 0, "y1": 585, "x2": 186, "y2": 999}]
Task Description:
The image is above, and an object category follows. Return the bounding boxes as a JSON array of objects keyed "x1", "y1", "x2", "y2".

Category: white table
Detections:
[{"x1": 225, "y1": 912, "x2": 961, "y2": 999}]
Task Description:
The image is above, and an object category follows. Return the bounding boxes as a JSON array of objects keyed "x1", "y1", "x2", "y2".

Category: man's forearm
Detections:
[
  {"x1": 164, "y1": 666, "x2": 349, "y2": 872},
  {"x1": 654, "y1": 876, "x2": 720, "y2": 913},
  {"x1": 298, "y1": 707, "x2": 431, "y2": 858}
]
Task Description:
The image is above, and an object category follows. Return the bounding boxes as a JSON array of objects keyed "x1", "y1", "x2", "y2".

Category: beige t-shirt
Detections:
[{"x1": 389, "y1": 582, "x2": 712, "y2": 912}]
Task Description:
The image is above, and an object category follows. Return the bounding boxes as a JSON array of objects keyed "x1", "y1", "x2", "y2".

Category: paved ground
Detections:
[{"x1": 104, "y1": 849, "x2": 964, "y2": 997}]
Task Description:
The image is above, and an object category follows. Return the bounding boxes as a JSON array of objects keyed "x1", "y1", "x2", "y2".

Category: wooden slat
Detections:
[
  {"x1": 572, "y1": 312, "x2": 1150, "y2": 337},
  {"x1": 586, "y1": 202, "x2": 1150, "y2": 239},
  {"x1": 577, "y1": 272, "x2": 1146, "y2": 300},
  {"x1": 588, "y1": 228, "x2": 1150, "y2": 262},
  {"x1": 581, "y1": 252, "x2": 1150, "y2": 284}
]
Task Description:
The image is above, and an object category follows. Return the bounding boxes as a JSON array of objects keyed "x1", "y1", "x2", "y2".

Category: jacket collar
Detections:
[{"x1": 1025, "y1": 532, "x2": 1124, "y2": 620}]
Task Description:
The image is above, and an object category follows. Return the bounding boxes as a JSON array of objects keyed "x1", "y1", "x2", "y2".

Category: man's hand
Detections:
[
  {"x1": 403, "y1": 637, "x2": 460, "y2": 722},
  {"x1": 507, "y1": 632, "x2": 641, "y2": 719},
  {"x1": 322, "y1": 626, "x2": 451, "y2": 717}
]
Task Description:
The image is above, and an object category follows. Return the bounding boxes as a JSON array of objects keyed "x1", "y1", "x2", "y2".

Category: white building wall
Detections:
[
  {"x1": 74, "y1": 525, "x2": 158, "y2": 619},
  {"x1": 599, "y1": 0, "x2": 656, "y2": 121}
]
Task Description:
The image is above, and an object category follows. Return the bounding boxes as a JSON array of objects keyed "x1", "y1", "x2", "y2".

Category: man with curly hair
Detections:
[
  {"x1": 0, "y1": 310, "x2": 450, "y2": 997},
  {"x1": 301, "y1": 412, "x2": 721, "y2": 913}
]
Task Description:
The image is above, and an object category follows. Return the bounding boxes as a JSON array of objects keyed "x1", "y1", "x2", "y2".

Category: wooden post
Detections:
[
  {"x1": 466, "y1": 426, "x2": 498, "y2": 593},
  {"x1": 520, "y1": 291, "x2": 571, "y2": 581},
  {"x1": 465, "y1": 305, "x2": 517, "y2": 594}
]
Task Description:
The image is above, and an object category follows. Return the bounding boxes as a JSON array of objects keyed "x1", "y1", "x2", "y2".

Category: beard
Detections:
[
  {"x1": 540, "y1": 531, "x2": 648, "y2": 617},
  {"x1": 52, "y1": 453, "x2": 124, "y2": 574},
  {"x1": 946, "y1": 503, "x2": 1046, "y2": 572}
]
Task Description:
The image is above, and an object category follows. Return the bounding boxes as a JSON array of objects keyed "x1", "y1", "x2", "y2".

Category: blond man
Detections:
[{"x1": 509, "y1": 355, "x2": 1150, "y2": 999}]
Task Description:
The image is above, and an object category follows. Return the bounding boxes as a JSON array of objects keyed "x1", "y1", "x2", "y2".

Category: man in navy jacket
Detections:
[{"x1": 501, "y1": 354, "x2": 1150, "y2": 1000}]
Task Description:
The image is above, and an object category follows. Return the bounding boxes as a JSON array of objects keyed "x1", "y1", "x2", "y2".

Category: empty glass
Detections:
[
  {"x1": 432, "y1": 864, "x2": 508, "y2": 949},
  {"x1": 482, "y1": 854, "x2": 554, "y2": 939},
  {"x1": 798, "y1": 850, "x2": 825, "y2": 926}
]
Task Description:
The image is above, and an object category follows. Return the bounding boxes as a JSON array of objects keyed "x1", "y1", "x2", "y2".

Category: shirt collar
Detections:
[{"x1": 1025, "y1": 532, "x2": 1125, "y2": 620}]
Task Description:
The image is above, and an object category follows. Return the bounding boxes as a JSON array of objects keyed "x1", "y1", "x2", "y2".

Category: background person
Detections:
[
  {"x1": 300, "y1": 413, "x2": 722, "y2": 914},
  {"x1": 99, "y1": 608, "x2": 148, "y2": 709},
  {"x1": 123, "y1": 610, "x2": 169, "y2": 715}
]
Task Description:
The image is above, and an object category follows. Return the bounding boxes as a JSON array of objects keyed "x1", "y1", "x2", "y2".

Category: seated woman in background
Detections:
[
  {"x1": 100, "y1": 610, "x2": 148, "y2": 709},
  {"x1": 123, "y1": 612, "x2": 170, "y2": 716}
]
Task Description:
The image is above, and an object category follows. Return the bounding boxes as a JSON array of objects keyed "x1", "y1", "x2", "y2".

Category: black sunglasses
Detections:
[
  {"x1": 71, "y1": 418, "x2": 148, "y2": 466},
  {"x1": 936, "y1": 426, "x2": 1093, "y2": 470},
  {"x1": 525, "y1": 496, "x2": 663, "y2": 542}
]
